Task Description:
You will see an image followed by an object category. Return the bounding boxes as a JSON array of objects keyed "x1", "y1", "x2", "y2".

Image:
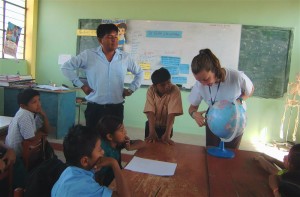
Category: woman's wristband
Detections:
[
  {"x1": 237, "y1": 97, "x2": 244, "y2": 104},
  {"x1": 273, "y1": 187, "x2": 279, "y2": 194}
]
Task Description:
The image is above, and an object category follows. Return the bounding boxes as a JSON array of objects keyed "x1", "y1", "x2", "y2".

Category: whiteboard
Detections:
[{"x1": 123, "y1": 20, "x2": 242, "y2": 89}]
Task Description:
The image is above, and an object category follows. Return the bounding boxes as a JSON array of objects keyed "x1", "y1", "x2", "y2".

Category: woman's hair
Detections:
[
  {"x1": 63, "y1": 125, "x2": 100, "y2": 167},
  {"x1": 288, "y1": 144, "x2": 300, "y2": 171},
  {"x1": 191, "y1": 48, "x2": 225, "y2": 81},
  {"x1": 96, "y1": 116, "x2": 123, "y2": 141}
]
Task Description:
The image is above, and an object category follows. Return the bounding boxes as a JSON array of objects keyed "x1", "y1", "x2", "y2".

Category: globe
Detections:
[
  {"x1": 206, "y1": 100, "x2": 247, "y2": 158},
  {"x1": 207, "y1": 100, "x2": 247, "y2": 142}
]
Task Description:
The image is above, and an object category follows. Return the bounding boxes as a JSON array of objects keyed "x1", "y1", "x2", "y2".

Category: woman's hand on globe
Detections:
[{"x1": 193, "y1": 110, "x2": 207, "y2": 127}]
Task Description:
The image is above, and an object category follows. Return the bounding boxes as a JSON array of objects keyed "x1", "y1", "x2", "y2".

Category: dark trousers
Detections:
[
  {"x1": 144, "y1": 121, "x2": 173, "y2": 138},
  {"x1": 85, "y1": 102, "x2": 124, "y2": 129},
  {"x1": 206, "y1": 125, "x2": 243, "y2": 149}
]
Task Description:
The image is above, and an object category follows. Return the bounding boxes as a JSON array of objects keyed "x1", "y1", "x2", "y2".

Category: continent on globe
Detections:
[{"x1": 207, "y1": 100, "x2": 246, "y2": 142}]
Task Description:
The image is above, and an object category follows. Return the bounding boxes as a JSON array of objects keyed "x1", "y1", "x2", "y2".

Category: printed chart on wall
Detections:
[
  {"x1": 124, "y1": 20, "x2": 241, "y2": 88},
  {"x1": 77, "y1": 19, "x2": 242, "y2": 89}
]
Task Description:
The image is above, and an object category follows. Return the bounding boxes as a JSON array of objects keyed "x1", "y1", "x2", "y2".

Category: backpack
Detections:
[
  {"x1": 22, "y1": 137, "x2": 57, "y2": 172},
  {"x1": 24, "y1": 157, "x2": 67, "y2": 197}
]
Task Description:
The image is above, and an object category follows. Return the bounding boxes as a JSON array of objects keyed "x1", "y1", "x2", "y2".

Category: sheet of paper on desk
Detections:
[
  {"x1": 36, "y1": 85, "x2": 69, "y2": 91},
  {"x1": 124, "y1": 156, "x2": 177, "y2": 176}
]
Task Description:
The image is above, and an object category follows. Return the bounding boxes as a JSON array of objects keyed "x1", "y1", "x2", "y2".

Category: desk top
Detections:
[
  {"x1": 207, "y1": 149, "x2": 273, "y2": 197},
  {"x1": 3, "y1": 86, "x2": 76, "y2": 93},
  {"x1": 114, "y1": 143, "x2": 273, "y2": 197},
  {"x1": 118, "y1": 142, "x2": 209, "y2": 197},
  {"x1": 0, "y1": 116, "x2": 13, "y2": 130}
]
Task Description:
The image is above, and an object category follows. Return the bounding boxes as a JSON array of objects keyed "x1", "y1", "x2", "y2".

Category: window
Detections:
[{"x1": 0, "y1": 0, "x2": 26, "y2": 59}]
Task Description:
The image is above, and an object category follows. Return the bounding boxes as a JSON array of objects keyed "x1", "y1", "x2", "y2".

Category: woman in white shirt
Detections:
[{"x1": 188, "y1": 48, "x2": 254, "y2": 149}]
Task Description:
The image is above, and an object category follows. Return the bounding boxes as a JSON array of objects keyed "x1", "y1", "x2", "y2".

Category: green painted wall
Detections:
[
  {"x1": 4, "y1": 0, "x2": 300, "y2": 143},
  {"x1": 0, "y1": 59, "x2": 27, "y2": 75},
  {"x1": 0, "y1": 59, "x2": 28, "y2": 114}
]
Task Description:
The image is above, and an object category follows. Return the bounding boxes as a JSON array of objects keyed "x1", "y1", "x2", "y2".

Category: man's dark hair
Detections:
[
  {"x1": 63, "y1": 125, "x2": 100, "y2": 167},
  {"x1": 97, "y1": 23, "x2": 119, "y2": 38},
  {"x1": 17, "y1": 88, "x2": 40, "y2": 105}
]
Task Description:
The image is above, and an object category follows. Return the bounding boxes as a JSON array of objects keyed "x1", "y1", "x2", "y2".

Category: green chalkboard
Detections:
[
  {"x1": 239, "y1": 25, "x2": 293, "y2": 98},
  {"x1": 76, "y1": 19, "x2": 101, "y2": 55}
]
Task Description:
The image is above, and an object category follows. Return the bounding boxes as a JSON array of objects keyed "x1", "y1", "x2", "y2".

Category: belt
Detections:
[{"x1": 87, "y1": 102, "x2": 123, "y2": 108}]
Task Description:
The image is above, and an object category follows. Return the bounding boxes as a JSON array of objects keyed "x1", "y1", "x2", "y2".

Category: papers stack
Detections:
[
  {"x1": 0, "y1": 75, "x2": 35, "y2": 87},
  {"x1": 36, "y1": 85, "x2": 69, "y2": 91}
]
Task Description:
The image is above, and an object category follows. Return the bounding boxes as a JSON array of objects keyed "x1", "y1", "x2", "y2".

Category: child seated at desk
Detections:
[
  {"x1": 95, "y1": 116, "x2": 145, "y2": 186},
  {"x1": 52, "y1": 125, "x2": 130, "y2": 197},
  {"x1": 5, "y1": 88, "x2": 51, "y2": 188},
  {"x1": 255, "y1": 144, "x2": 300, "y2": 197}
]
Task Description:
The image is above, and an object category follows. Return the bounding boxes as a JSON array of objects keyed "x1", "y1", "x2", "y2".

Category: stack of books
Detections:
[{"x1": 0, "y1": 75, "x2": 36, "y2": 87}]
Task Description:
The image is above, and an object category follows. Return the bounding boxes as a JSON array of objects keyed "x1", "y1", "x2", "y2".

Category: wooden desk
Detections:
[
  {"x1": 0, "y1": 116, "x2": 13, "y2": 130},
  {"x1": 118, "y1": 142, "x2": 209, "y2": 197},
  {"x1": 117, "y1": 144, "x2": 273, "y2": 197},
  {"x1": 0, "y1": 116, "x2": 13, "y2": 141},
  {"x1": 207, "y1": 149, "x2": 273, "y2": 197}
]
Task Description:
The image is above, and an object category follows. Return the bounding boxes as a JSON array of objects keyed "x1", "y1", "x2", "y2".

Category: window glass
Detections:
[{"x1": 0, "y1": 0, "x2": 26, "y2": 59}]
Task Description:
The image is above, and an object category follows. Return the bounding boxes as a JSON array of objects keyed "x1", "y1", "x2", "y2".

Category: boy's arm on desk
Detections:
[
  {"x1": 261, "y1": 153, "x2": 285, "y2": 169},
  {"x1": 255, "y1": 155, "x2": 280, "y2": 175},
  {"x1": 124, "y1": 138, "x2": 146, "y2": 151}
]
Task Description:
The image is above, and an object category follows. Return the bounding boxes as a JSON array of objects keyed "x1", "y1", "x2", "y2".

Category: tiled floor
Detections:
[{"x1": 48, "y1": 126, "x2": 289, "y2": 164}]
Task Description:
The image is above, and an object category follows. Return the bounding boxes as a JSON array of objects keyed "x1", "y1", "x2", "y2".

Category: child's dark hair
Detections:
[
  {"x1": 17, "y1": 88, "x2": 40, "y2": 105},
  {"x1": 63, "y1": 125, "x2": 100, "y2": 167},
  {"x1": 96, "y1": 116, "x2": 123, "y2": 141},
  {"x1": 288, "y1": 143, "x2": 300, "y2": 171},
  {"x1": 97, "y1": 23, "x2": 119, "y2": 38},
  {"x1": 191, "y1": 48, "x2": 225, "y2": 82}
]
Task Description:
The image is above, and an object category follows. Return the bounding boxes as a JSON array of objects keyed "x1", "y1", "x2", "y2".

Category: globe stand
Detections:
[{"x1": 207, "y1": 141, "x2": 235, "y2": 159}]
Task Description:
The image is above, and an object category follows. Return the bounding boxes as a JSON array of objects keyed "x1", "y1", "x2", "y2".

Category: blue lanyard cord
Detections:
[{"x1": 208, "y1": 82, "x2": 221, "y2": 105}]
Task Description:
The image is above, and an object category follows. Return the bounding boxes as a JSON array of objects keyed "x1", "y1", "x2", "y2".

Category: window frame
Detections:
[{"x1": 0, "y1": 0, "x2": 26, "y2": 59}]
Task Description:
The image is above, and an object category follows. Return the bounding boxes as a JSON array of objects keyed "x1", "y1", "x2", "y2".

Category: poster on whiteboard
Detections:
[{"x1": 123, "y1": 20, "x2": 241, "y2": 89}]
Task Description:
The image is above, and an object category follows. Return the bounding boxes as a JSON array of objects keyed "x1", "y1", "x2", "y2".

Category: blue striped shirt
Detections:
[
  {"x1": 61, "y1": 46, "x2": 143, "y2": 104},
  {"x1": 5, "y1": 108, "x2": 43, "y2": 157}
]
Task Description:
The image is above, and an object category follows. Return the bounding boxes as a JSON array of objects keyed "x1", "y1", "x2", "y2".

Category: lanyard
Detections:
[{"x1": 208, "y1": 82, "x2": 220, "y2": 105}]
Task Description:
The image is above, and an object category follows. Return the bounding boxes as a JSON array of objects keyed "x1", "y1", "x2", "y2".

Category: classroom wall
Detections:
[
  {"x1": 0, "y1": 59, "x2": 27, "y2": 75},
  {"x1": 0, "y1": 60, "x2": 28, "y2": 114},
  {"x1": 5, "y1": 0, "x2": 300, "y2": 143}
]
